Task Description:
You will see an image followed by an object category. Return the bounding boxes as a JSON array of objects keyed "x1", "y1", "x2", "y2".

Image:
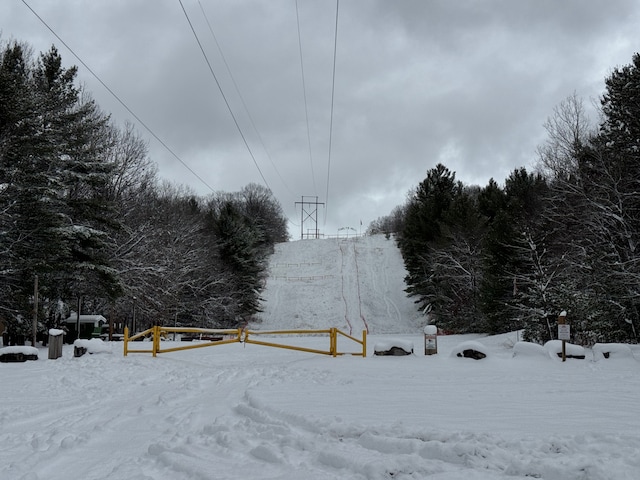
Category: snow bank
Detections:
[
  {"x1": 373, "y1": 338, "x2": 414, "y2": 355},
  {"x1": 73, "y1": 338, "x2": 112, "y2": 354},
  {"x1": 0, "y1": 345, "x2": 39, "y2": 356},
  {"x1": 544, "y1": 340, "x2": 585, "y2": 359},
  {"x1": 512, "y1": 341, "x2": 549, "y2": 359},
  {"x1": 593, "y1": 343, "x2": 635, "y2": 361},
  {"x1": 451, "y1": 340, "x2": 490, "y2": 359}
]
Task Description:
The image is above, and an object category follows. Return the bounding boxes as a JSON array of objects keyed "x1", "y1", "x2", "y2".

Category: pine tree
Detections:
[
  {"x1": 478, "y1": 179, "x2": 515, "y2": 334},
  {"x1": 207, "y1": 200, "x2": 265, "y2": 324},
  {"x1": 0, "y1": 41, "x2": 67, "y2": 326},
  {"x1": 398, "y1": 164, "x2": 487, "y2": 331},
  {"x1": 399, "y1": 164, "x2": 459, "y2": 313},
  {"x1": 0, "y1": 43, "x2": 121, "y2": 333},
  {"x1": 500, "y1": 169, "x2": 559, "y2": 342}
]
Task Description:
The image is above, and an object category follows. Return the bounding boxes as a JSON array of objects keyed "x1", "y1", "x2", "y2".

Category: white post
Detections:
[
  {"x1": 558, "y1": 311, "x2": 568, "y2": 362},
  {"x1": 424, "y1": 325, "x2": 438, "y2": 355}
]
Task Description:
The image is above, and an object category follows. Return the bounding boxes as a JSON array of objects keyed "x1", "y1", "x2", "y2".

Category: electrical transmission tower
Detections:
[{"x1": 295, "y1": 196, "x2": 325, "y2": 239}]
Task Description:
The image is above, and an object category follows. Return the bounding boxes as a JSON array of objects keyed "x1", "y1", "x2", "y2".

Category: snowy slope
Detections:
[{"x1": 254, "y1": 235, "x2": 423, "y2": 334}]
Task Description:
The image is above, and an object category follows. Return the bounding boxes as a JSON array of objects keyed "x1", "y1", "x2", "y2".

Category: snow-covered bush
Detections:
[
  {"x1": 544, "y1": 340, "x2": 585, "y2": 359},
  {"x1": 592, "y1": 343, "x2": 635, "y2": 361},
  {"x1": 512, "y1": 341, "x2": 549, "y2": 359},
  {"x1": 450, "y1": 341, "x2": 489, "y2": 360}
]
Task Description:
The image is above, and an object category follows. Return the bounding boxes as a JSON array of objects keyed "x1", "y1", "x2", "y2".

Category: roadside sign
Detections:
[{"x1": 558, "y1": 324, "x2": 571, "y2": 341}]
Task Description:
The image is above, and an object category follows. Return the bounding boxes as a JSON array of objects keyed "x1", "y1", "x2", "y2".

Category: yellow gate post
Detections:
[
  {"x1": 123, "y1": 326, "x2": 129, "y2": 356},
  {"x1": 330, "y1": 328, "x2": 337, "y2": 357},
  {"x1": 152, "y1": 325, "x2": 159, "y2": 357},
  {"x1": 362, "y1": 329, "x2": 367, "y2": 357}
]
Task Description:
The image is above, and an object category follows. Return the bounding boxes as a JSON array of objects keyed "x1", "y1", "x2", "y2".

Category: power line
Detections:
[
  {"x1": 188, "y1": 0, "x2": 304, "y2": 232},
  {"x1": 197, "y1": 0, "x2": 295, "y2": 197},
  {"x1": 295, "y1": 0, "x2": 317, "y2": 195},
  {"x1": 20, "y1": 0, "x2": 216, "y2": 193},
  {"x1": 324, "y1": 0, "x2": 340, "y2": 225},
  {"x1": 178, "y1": 0, "x2": 272, "y2": 192}
]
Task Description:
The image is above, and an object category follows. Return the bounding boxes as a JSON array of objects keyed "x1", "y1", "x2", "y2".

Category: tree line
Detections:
[
  {"x1": 369, "y1": 54, "x2": 640, "y2": 344},
  {"x1": 0, "y1": 41, "x2": 288, "y2": 341}
]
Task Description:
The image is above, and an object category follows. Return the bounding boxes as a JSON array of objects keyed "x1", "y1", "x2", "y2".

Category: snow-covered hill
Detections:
[{"x1": 253, "y1": 235, "x2": 424, "y2": 334}]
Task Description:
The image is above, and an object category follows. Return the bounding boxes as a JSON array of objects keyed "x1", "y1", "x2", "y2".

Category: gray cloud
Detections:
[{"x1": 2, "y1": 0, "x2": 639, "y2": 237}]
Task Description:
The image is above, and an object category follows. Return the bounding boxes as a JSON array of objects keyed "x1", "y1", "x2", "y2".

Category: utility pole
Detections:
[
  {"x1": 32, "y1": 275, "x2": 38, "y2": 346},
  {"x1": 76, "y1": 296, "x2": 82, "y2": 342},
  {"x1": 295, "y1": 196, "x2": 325, "y2": 239}
]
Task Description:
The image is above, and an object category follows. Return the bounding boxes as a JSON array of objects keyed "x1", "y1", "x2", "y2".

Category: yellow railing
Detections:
[
  {"x1": 243, "y1": 328, "x2": 367, "y2": 357},
  {"x1": 123, "y1": 326, "x2": 243, "y2": 357},
  {"x1": 123, "y1": 326, "x2": 366, "y2": 358}
]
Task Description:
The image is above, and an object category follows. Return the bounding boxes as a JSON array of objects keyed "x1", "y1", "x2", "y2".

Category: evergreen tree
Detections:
[
  {"x1": 0, "y1": 41, "x2": 32, "y2": 318},
  {"x1": 478, "y1": 179, "x2": 515, "y2": 334},
  {"x1": 33, "y1": 46, "x2": 121, "y2": 303},
  {"x1": 399, "y1": 164, "x2": 459, "y2": 312},
  {"x1": 433, "y1": 185, "x2": 486, "y2": 331},
  {"x1": 0, "y1": 42, "x2": 121, "y2": 335},
  {"x1": 0, "y1": 42, "x2": 68, "y2": 329},
  {"x1": 207, "y1": 200, "x2": 265, "y2": 324},
  {"x1": 500, "y1": 169, "x2": 559, "y2": 342},
  {"x1": 399, "y1": 164, "x2": 486, "y2": 332}
]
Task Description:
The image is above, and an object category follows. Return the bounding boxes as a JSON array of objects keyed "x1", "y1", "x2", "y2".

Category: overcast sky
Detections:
[{"x1": 2, "y1": 0, "x2": 640, "y2": 238}]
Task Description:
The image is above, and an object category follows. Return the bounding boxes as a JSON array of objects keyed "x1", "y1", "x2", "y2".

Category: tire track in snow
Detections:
[
  {"x1": 351, "y1": 241, "x2": 370, "y2": 333},
  {"x1": 232, "y1": 391, "x2": 639, "y2": 480},
  {"x1": 360, "y1": 242, "x2": 404, "y2": 329},
  {"x1": 178, "y1": 387, "x2": 626, "y2": 480},
  {"x1": 338, "y1": 239, "x2": 354, "y2": 335},
  {"x1": 256, "y1": 235, "x2": 419, "y2": 333},
  {"x1": 338, "y1": 238, "x2": 369, "y2": 335}
]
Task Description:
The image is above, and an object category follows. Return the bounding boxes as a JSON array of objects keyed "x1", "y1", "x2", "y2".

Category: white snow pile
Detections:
[
  {"x1": 1, "y1": 235, "x2": 640, "y2": 480},
  {"x1": 450, "y1": 340, "x2": 490, "y2": 359},
  {"x1": 593, "y1": 342, "x2": 634, "y2": 361},
  {"x1": 513, "y1": 341, "x2": 549, "y2": 359},
  {"x1": 0, "y1": 345, "x2": 38, "y2": 357},
  {"x1": 373, "y1": 338, "x2": 414, "y2": 355},
  {"x1": 73, "y1": 338, "x2": 112, "y2": 354},
  {"x1": 545, "y1": 340, "x2": 586, "y2": 359}
]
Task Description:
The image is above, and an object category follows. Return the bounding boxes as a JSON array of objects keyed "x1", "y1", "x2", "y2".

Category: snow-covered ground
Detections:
[{"x1": 1, "y1": 235, "x2": 640, "y2": 479}]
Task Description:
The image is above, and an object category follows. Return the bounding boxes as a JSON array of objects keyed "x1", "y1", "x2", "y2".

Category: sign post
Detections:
[
  {"x1": 557, "y1": 311, "x2": 569, "y2": 362},
  {"x1": 424, "y1": 325, "x2": 438, "y2": 355}
]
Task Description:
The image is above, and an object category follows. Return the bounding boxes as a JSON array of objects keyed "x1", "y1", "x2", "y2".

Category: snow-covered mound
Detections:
[
  {"x1": 0, "y1": 345, "x2": 39, "y2": 361},
  {"x1": 545, "y1": 340, "x2": 586, "y2": 359},
  {"x1": 451, "y1": 340, "x2": 490, "y2": 359},
  {"x1": 512, "y1": 341, "x2": 549, "y2": 359},
  {"x1": 254, "y1": 235, "x2": 423, "y2": 334},
  {"x1": 373, "y1": 338, "x2": 415, "y2": 355},
  {"x1": 593, "y1": 343, "x2": 635, "y2": 361},
  {"x1": 73, "y1": 338, "x2": 112, "y2": 355}
]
